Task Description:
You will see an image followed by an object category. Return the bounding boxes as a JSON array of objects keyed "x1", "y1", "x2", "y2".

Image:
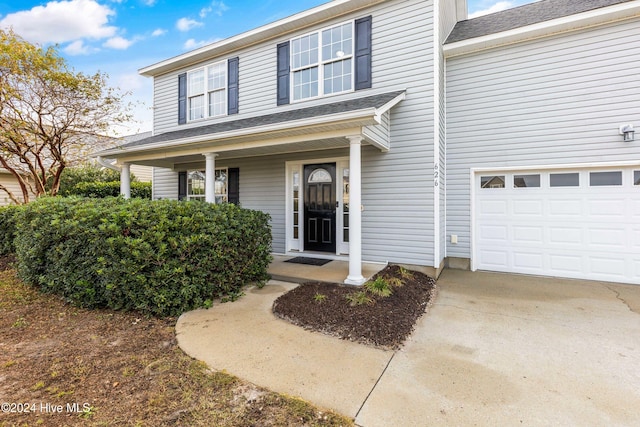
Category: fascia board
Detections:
[
  {"x1": 96, "y1": 108, "x2": 378, "y2": 157},
  {"x1": 444, "y1": 2, "x2": 640, "y2": 58},
  {"x1": 140, "y1": 0, "x2": 389, "y2": 77}
]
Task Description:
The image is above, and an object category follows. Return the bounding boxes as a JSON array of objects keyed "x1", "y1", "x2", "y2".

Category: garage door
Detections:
[{"x1": 474, "y1": 167, "x2": 640, "y2": 284}]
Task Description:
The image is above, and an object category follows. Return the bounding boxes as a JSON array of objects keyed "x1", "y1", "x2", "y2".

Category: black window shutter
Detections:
[
  {"x1": 227, "y1": 57, "x2": 239, "y2": 115},
  {"x1": 178, "y1": 171, "x2": 187, "y2": 200},
  {"x1": 354, "y1": 16, "x2": 372, "y2": 90},
  {"x1": 228, "y1": 168, "x2": 240, "y2": 205},
  {"x1": 276, "y1": 41, "x2": 290, "y2": 105},
  {"x1": 178, "y1": 73, "x2": 187, "y2": 124}
]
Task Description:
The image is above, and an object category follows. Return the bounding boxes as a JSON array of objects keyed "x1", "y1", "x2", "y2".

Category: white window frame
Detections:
[
  {"x1": 289, "y1": 20, "x2": 355, "y2": 103},
  {"x1": 187, "y1": 60, "x2": 227, "y2": 122},
  {"x1": 187, "y1": 168, "x2": 228, "y2": 202}
]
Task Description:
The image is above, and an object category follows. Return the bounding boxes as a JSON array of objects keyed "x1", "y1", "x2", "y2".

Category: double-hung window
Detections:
[
  {"x1": 187, "y1": 61, "x2": 227, "y2": 121},
  {"x1": 290, "y1": 21, "x2": 353, "y2": 101},
  {"x1": 187, "y1": 169, "x2": 228, "y2": 203}
]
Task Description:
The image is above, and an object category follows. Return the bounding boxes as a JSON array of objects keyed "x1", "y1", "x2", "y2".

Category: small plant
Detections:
[
  {"x1": 399, "y1": 266, "x2": 414, "y2": 280},
  {"x1": 387, "y1": 277, "x2": 403, "y2": 288},
  {"x1": 79, "y1": 405, "x2": 97, "y2": 419},
  {"x1": 345, "y1": 290, "x2": 374, "y2": 306},
  {"x1": 313, "y1": 293, "x2": 327, "y2": 303},
  {"x1": 364, "y1": 277, "x2": 393, "y2": 297}
]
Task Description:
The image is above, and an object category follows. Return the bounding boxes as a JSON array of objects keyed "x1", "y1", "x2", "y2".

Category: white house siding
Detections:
[
  {"x1": 0, "y1": 173, "x2": 24, "y2": 206},
  {"x1": 152, "y1": 168, "x2": 178, "y2": 200},
  {"x1": 445, "y1": 18, "x2": 640, "y2": 260},
  {"x1": 150, "y1": 0, "x2": 438, "y2": 267},
  {"x1": 130, "y1": 165, "x2": 152, "y2": 183},
  {"x1": 436, "y1": 0, "x2": 459, "y2": 266}
]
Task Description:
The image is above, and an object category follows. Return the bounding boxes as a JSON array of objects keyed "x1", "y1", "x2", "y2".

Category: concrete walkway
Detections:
[{"x1": 176, "y1": 270, "x2": 640, "y2": 426}]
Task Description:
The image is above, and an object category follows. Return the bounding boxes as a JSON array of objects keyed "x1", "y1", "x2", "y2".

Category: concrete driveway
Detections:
[{"x1": 176, "y1": 269, "x2": 640, "y2": 426}]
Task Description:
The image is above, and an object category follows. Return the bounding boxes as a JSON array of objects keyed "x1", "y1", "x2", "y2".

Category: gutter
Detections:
[{"x1": 96, "y1": 156, "x2": 121, "y2": 172}]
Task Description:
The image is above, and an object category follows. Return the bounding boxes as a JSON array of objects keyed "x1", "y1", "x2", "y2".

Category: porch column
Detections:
[
  {"x1": 120, "y1": 162, "x2": 131, "y2": 199},
  {"x1": 345, "y1": 135, "x2": 365, "y2": 285},
  {"x1": 204, "y1": 152, "x2": 217, "y2": 203}
]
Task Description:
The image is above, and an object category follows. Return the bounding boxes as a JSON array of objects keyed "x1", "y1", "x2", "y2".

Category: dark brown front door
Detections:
[{"x1": 304, "y1": 163, "x2": 336, "y2": 253}]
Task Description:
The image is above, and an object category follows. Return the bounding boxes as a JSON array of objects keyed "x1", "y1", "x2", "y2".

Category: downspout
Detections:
[{"x1": 96, "y1": 156, "x2": 121, "y2": 172}]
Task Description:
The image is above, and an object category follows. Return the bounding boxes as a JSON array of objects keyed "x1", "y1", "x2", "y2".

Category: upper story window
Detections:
[
  {"x1": 187, "y1": 60, "x2": 227, "y2": 121},
  {"x1": 290, "y1": 21, "x2": 354, "y2": 101},
  {"x1": 277, "y1": 16, "x2": 369, "y2": 106},
  {"x1": 178, "y1": 57, "x2": 238, "y2": 125}
]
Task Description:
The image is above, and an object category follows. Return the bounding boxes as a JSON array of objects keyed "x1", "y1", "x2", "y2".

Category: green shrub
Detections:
[
  {"x1": 56, "y1": 164, "x2": 124, "y2": 196},
  {"x1": 363, "y1": 276, "x2": 393, "y2": 297},
  {"x1": 13, "y1": 197, "x2": 272, "y2": 316},
  {"x1": 0, "y1": 205, "x2": 23, "y2": 255},
  {"x1": 66, "y1": 181, "x2": 152, "y2": 199}
]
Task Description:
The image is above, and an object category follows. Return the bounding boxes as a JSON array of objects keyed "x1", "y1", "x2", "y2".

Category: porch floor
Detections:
[{"x1": 267, "y1": 254, "x2": 386, "y2": 285}]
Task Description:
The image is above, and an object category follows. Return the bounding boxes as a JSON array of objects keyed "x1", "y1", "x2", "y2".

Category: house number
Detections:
[{"x1": 434, "y1": 163, "x2": 439, "y2": 187}]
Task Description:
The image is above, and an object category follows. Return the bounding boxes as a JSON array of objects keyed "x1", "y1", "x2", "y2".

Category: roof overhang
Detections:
[
  {"x1": 96, "y1": 91, "x2": 405, "y2": 167},
  {"x1": 444, "y1": 1, "x2": 640, "y2": 58},
  {"x1": 140, "y1": 0, "x2": 389, "y2": 77}
]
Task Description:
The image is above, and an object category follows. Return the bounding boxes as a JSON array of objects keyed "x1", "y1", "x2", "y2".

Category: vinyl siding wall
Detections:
[
  {"x1": 0, "y1": 173, "x2": 24, "y2": 206},
  {"x1": 151, "y1": 0, "x2": 437, "y2": 266},
  {"x1": 445, "y1": 18, "x2": 640, "y2": 259}
]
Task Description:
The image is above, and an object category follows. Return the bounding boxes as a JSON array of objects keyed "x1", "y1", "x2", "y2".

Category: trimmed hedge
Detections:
[
  {"x1": 13, "y1": 197, "x2": 272, "y2": 316},
  {"x1": 67, "y1": 181, "x2": 152, "y2": 199}
]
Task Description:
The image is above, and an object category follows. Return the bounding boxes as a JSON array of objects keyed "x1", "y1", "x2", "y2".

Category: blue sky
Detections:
[{"x1": 0, "y1": 0, "x2": 537, "y2": 134}]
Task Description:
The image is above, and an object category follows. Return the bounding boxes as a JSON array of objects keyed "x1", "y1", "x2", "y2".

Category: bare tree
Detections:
[{"x1": 0, "y1": 29, "x2": 132, "y2": 203}]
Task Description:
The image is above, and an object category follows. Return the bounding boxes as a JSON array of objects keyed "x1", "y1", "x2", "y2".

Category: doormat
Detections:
[{"x1": 284, "y1": 257, "x2": 332, "y2": 266}]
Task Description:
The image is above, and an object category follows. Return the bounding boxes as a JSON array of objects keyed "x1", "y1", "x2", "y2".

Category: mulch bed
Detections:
[{"x1": 272, "y1": 265, "x2": 437, "y2": 350}]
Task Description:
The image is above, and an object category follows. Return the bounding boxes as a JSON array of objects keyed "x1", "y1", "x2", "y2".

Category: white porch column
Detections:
[
  {"x1": 345, "y1": 135, "x2": 365, "y2": 285},
  {"x1": 120, "y1": 162, "x2": 131, "y2": 199},
  {"x1": 204, "y1": 152, "x2": 217, "y2": 203}
]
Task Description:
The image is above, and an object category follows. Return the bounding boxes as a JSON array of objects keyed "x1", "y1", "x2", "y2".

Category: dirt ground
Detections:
[
  {"x1": 0, "y1": 257, "x2": 353, "y2": 427},
  {"x1": 272, "y1": 265, "x2": 437, "y2": 349}
]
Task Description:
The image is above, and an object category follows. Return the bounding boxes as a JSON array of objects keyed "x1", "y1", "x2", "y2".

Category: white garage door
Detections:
[{"x1": 474, "y1": 167, "x2": 640, "y2": 285}]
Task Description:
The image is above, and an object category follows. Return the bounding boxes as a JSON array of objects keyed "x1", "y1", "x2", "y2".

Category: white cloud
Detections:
[
  {"x1": 143, "y1": 0, "x2": 157, "y2": 6},
  {"x1": 200, "y1": 1, "x2": 229, "y2": 18},
  {"x1": 64, "y1": 39, "x2": 96, "y2": 55},
  {"x1": 469, "y1": 1, "x2": 539, "y2": 18},
  {"x1": 0, "y1": 0, "x2": 117, "y2": 44},
  {"x1": 469, "y1": 1, "x2": 513, "y2": 18},
  {"x1": 116, "y1": 72, "x2": 146, "y2": 92},
  {"x1": 183, "y1": 37, "x2": 221, "y2": 50},
  {"x1": 151, "y1": 28, "x2": 166, "y2": 37},
  {"x1": 103, "y1": 36, "x2": 133, "y2": 50},
  {"x1": 176, "y1": 17, "x2": 203, "y2": 32}
]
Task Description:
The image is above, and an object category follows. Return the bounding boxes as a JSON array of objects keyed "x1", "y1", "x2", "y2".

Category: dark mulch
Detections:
[
  {"x1": 272, "y1": 265, "x2": 437, "y2": 350},
  {"x1": 0, "y1": 253, "x2": 16, "y2": 271}
]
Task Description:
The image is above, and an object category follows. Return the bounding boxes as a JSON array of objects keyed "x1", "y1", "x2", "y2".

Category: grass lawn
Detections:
[{"x1": 0, "y1": 265, "x2": 353, "y2": 426}]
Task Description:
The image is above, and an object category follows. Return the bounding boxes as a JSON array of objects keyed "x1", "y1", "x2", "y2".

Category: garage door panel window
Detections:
[
  {"x1": 481, "y1": 175, "x2": 505, "y2": 188},
  {"x1": 589, "y1": 171, "x2": 622, "y2": 186},
  {"x1": 550, "y1": 173, "x2": 579, "y2": 187},
  {"x1": 514, "y1": 174, "x2": 540, "y2": 188},
  {"x1": 634, "y1": 171, "x2": 640, "y2": 185}
]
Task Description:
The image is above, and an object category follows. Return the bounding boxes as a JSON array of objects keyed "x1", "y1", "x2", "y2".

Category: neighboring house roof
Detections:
[
  {"x1": 100, "y1": 90, "x2": 405, "y2": 156},
  {"x1": 446, "y1": 0, "x2": 635, "y2": 44}
]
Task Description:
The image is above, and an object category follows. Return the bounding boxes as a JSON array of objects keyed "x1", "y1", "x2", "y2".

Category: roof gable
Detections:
[{"x1": 446, "y1": 0, "x2": 635, "y2": 44}]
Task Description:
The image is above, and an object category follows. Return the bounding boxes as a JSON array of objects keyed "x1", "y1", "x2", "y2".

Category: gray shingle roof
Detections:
[
  {"x1": 118, "y1": 91, "x2": 405, "y2": 150},
  {"x1": 446, "y1": 0, "x2": 635, "y2": 44}
]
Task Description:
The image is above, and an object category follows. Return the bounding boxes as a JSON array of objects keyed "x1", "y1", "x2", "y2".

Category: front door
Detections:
[{"x1": 304, "y1": 163, "x2": 336, "y2": 252}]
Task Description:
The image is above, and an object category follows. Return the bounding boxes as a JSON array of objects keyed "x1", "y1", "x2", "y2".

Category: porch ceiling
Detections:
[{"x1": 96, "y1": 90, "x2": 405, "y2": 168}]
